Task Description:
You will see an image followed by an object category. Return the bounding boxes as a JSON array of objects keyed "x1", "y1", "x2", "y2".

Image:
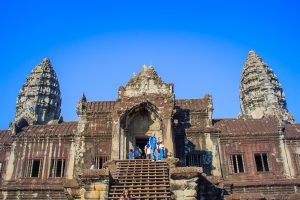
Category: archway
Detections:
[{"x1": 120, "y1": 102, "x2": 162, "y2": 159}]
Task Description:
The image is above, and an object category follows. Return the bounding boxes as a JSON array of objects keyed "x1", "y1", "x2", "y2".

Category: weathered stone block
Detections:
[
  {"x1": 184, "y1": 189, "x2": 197, "y2": 197},
  {"x1": 84, "y1": 191, "x2": 100, "y2": 199},
  {"x1": 94, "y1": 183, "x2": 109, "y2": 191},
  {"x1": 170, "y1": 179, "x2": 188, "y2": 190}
]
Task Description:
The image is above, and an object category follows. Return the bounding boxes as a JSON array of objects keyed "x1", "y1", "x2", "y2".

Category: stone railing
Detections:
[
  {"x1": 64, "y1": 169, "x2": 110, "y2": 200},
  {"x1": 164, "y1": 158, "x2": 202, "y2": 200}
]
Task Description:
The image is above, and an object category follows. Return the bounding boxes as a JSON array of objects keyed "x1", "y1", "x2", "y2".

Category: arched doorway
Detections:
[{"x1": 120, "y1": 103, "x2": 162, "y2": 159}]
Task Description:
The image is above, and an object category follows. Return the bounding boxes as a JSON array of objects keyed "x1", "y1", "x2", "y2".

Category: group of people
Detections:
[{"x1": 129, "y1": 132, "x2": 165, "y2": 161}]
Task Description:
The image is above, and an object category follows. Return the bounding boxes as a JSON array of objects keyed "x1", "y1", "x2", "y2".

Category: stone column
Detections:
[
  {"x1": 278, "y1": 124, "x2": 292, "y2": 177},
  {"x1": 111, "y1": 119, "x2": 120, "y2": 160},
  {"x1": 4, "y1": 140, "x2": 17, "y2": 181},
  {"x1": 163, "y1": 117, "x2": 174, "y2": 157},
  {"x1": 204, "y1": 133, "x2": 222, "y2": 176},
  {"x1": 120, "y1": 128, "x2": 124, "y2": 160},
  {"x1": 66, "y1": 141, "x2": 75, "y2": 179}
]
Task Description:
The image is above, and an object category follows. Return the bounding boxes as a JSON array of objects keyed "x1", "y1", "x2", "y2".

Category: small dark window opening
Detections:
[
  {"x1": 49, "y1": 159, "x2": 65, "y2": 177},
  {"x1": 237, "y1": 155, "x2": 244, "y2": 173},
  {"x1": 262, "y1": 154, "x2": 269, "y2": 171},
  {"x1": 31, "y1": 160, "x2": 40, "y2": 177},
  {"x1": 230, "y1": 154, "x2": 244, "y2": 173},
  {"x1": 255, "y1": 153, "x2": 270, "y2": 172}
]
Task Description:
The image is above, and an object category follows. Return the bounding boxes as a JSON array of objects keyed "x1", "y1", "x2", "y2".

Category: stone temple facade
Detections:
[{"x1": 0, "y1": 51, "x2": 300, "y2": 200}]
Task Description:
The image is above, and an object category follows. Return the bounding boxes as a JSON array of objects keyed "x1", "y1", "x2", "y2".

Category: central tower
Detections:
[{"x1": 111, "y1": 65, "x2": 175, "y2": 159}]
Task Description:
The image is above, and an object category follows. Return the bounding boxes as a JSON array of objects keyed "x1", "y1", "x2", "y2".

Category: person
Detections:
[
  {"x1": 123, "y1": 189, "x2": 132, "y2": 200},
  {"x1": 90, "y1": 162, "x2": 96, "y2": 170},
  {"x1": 128, "y1": 149, "x2": 133, "y2": 160},
  {"x1": 159, "y1": 142, "x2": 165, "y2": 160},
  {"x1": 144, "y1": 141, "x2": 151, "y2": 159},
  {"x1": 157, "y1": 142, "x2": 161, "y2": 160},
  {"x1": 134, "y1": 146, "x2": 142, "y2": 159},
  {"x1": 119, "y1": 195, "x2": 124, "y2": 200},
  {"x1": 149, "y1": 132, "x2": 158, "y2": 161},
  {"x1": 143, "y1": 144, "x2": 147, "y2": 158}
]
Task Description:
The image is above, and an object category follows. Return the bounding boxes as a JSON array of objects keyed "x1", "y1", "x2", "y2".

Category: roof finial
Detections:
[
  {"x1": 248, "y1": 49, "x2": 256, "y2": 55},
  {"x1": 43, "y1": 57, "x2": 50, "y2": 62},
  {"x1": 142, "y1": 64, "x2": 148, "y2": 72},
  {"x1": 81, "y1": 92, "x2": 87, "y2": 102}
]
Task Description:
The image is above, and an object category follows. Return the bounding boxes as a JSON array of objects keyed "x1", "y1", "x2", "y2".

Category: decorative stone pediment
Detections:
[{"x1": 118, "y1": 65, "x2": 173, "y2": 98}]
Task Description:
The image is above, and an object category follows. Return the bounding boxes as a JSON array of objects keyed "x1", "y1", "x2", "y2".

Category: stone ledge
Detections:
[
  {"x1": 78, "y1": 169, "x2": 109, "y2": 180},
  {"x1": 64, "y1": 179, "x2": 79, "y2": 188},
  {"x1": 102, "y1": 160, "x2": 116, "y2": 168},
  {"x1": 162, "y1": 157, "x2": 181, "y2": 168},
  {"x1": 170, "y1": 167, "x2": 202, "y2": 179}
]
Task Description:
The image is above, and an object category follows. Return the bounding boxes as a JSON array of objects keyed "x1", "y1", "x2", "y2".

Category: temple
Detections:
[{"x1": 0, "y1": 51, "x2": 300, "y2": 199}]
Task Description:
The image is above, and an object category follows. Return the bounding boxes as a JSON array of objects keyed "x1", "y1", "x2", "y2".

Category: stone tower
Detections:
[
  {"x1": 11, "y1": 58, "x2": 62, "y2": 132},
  {"x1": 239, "y1": 50, "x2": 294, "y2": 123}
]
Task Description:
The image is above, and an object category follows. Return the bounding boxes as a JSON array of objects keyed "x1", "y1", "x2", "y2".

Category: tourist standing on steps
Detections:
[
  {"x1": 157, "y1": 142, "x2": 161, "y2": 160},
  {"x1": 159, "y1": 142, "x2": 165, "y2": 160},
  {"x1": 149, "y1": 131, "x2": 158, "y2": 161},
  {"x1": 134, "y1": 146, "x2": 142, "y2": 159},
  {"x1": 144, "y1": 141, "x2": 151, "y2": 159},
  {"x1": 128, "y1": 149, "x2": 133, "y2": 160}
]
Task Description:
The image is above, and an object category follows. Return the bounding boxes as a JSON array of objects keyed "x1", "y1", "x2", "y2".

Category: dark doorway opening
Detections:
[{"x1": 135, "y1": 137, "x2": 149, "y2": 159}]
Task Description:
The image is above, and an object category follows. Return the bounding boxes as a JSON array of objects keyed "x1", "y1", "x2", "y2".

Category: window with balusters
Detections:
[{"x1": 94, "y1": 155, "x2": 111, "y2": 169}]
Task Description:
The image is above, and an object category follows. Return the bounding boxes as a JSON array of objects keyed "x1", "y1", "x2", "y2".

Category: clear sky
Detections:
[{"x1": 0, "y1": 1, "x2": 299, "y2": 129}]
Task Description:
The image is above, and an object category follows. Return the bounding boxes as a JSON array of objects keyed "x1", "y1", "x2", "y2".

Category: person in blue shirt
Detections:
[
  {"x1": 134, "y1": 146, "x2": 142, "y2": 159},
  {"x1": 128, "y1": 149, "x2": 133, "y2": 160},
  {"x1": 149, "y1": 132, "x2": 158, "y2": 161},
  {"x1": 159, "y1": 142, "x2": 165, "y2": 160}
]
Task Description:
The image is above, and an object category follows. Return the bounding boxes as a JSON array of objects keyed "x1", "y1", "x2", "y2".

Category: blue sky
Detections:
[{"x1": 0, "y1": 1, "x2": 299, "y2": 129}]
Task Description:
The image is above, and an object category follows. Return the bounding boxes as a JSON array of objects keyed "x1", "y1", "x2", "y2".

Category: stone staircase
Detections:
[{"x1": 108, "y1": 159, "x2": 171, "y2": 200}]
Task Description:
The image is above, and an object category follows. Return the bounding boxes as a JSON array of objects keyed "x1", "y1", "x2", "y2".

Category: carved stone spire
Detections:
[
  {"x1": 12, "y1": 58, "x2": 62, "y2": 131},
  {"x1": 239, "y1": 50, "x2": 294, "y2": 123}
]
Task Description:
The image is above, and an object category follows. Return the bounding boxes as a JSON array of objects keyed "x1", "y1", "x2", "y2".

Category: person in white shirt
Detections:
[{"x1": 90, "y1": 162, "x2": 96, "y2": 170}]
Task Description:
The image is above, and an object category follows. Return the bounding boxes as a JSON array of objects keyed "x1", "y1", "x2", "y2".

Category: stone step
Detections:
[
  {"x1": 110, "y1": 184, "x2": 170, "y2": 188},
  {"x1": 109, "y1": 159, "x2": 171, "y2": 199},
  {"x1": 115, "y1": 177, "x2": 169, "y2": 180},
  {"x1": 117, "y1": 164, "x2": 168, "y2": 167},
  {"x1": 117, "y1": 166, "x2": 168, "y2": 170},
  {"x1": 108, "y1": 195, "x2": 171, "y2": 200},
  {"x1": 109, "y1": 188, "x2": 170, "y2": 192},
  {"x1": 116, "y1": 171, "x2": 168, "y2": 175},
  {"x1": 116, "y1": 174, "x2": 168, "y2": 177},
  {"x1": 117, "y1": 161, "x2": 168, "y2": 165},
  {"x1": 109, "y1": 192, "x2": 171, "y2": 197},
  {"x1": 117, "y1": 168, "x2": 167, "y2": 172},
  {"x1": 112, "y1": 181, "x2": 170, "y2": 185}
]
